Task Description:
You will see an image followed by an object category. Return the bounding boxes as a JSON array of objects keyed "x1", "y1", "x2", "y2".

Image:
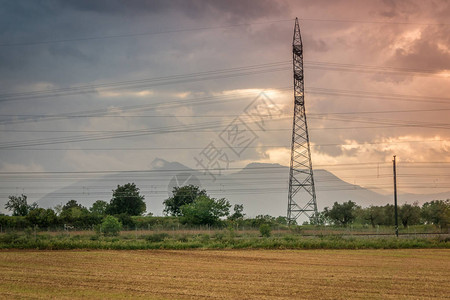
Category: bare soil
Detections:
[{"x1": 0, "y1": 249, "x2": 448, "y2": 299}]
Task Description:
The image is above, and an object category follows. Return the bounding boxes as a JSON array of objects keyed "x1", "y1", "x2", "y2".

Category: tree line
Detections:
[
  {"x1": 1, "y1": 183, "x2": 449, "y2": 232},
  {"x1": 311, "y1": 200, "x2": 449, "y2": 230},
  {"x1": 0, "y1": 184, "x2": 250, "y2": 231}
]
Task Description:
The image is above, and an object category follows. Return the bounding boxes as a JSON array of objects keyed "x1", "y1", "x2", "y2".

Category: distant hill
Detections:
[
  {"x1": 38, "y1": 158, "x2": 450, "y2": 218},
  {"x1": 207, "y1": 162, "x2": 390, "y2": 217}
]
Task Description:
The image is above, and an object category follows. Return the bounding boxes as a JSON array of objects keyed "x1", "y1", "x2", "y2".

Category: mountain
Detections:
[
  {"x1": 395, "y1": 191, "x2": 450, "y2": 204},
  {"x1": 38, "y1": 158, "x2": 450, "y2": 218},
  {"x1": 212, "y1": 162, "x2": 390, "y2": 217}
]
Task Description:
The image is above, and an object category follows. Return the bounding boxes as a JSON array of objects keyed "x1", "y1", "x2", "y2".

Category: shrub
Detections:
[
  {"x1": 259, "y1": 224, "x2": 271, "y2": 237},
  {"x1": 100, "y1": 216, "x2": 122, "y2": 236},
  {"x1": 0, "y1": 232, "x2": 19, "y2": 244},
  {"x1": 89, "y1": 235, "x2": 100, "y2": 241},
  {"x1": 198, "y1": 234, "x2": 210, "y2": 243},
  {"x1": 109, "y1": 213, "x2": 136, "y2": 230},
  {"x1": 145, "y1": 233, "x2": 170, "y2": 243},
  {"x1": 290, "y1": 225, "x2": 303, "y2": 234},
  {"x1": 176, "y1": 234, "x2": 189, "y2": 242},
  {"x1": 213, "y1": 232, "x2": 225, "y2": 241},
  {"x1": 180, "y1": 195, "x2": 230, "y2": 226}
]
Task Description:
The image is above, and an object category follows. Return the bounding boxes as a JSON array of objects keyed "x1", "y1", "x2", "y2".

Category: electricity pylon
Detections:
[{"x1": 287, "y1": 18, "x2": 318, "y2": 225}]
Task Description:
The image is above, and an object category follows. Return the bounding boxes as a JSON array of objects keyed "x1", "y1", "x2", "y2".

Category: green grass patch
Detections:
[{"x1": 0, "y1": 231, "x2": 447, "y2": 250}]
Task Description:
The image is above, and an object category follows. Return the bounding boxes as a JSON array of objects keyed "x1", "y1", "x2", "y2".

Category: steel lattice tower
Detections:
[{"x1": 287, "y1": 18, "x2": 318, "y2": 224}]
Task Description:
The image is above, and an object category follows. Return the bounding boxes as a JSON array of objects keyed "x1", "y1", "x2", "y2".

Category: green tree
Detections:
[
  {"x1": 382, "y1": 204, "x2": 396, "y2": 226},
  {"x1": 115, "y1": 213, "x2": 135, "y2": 228},
  {"x1": 259, "y1": 224, "x2": 271, "y2": 237},
  {"x1": 164, "y1": 185, "x2": 207, "y2": 216},
  {"x1": 325, "y1": 201, "x2": 359, "y2": 226},
  {"x1": 90, "y1": 200, "x2": 109, "y2": 216},
  {"x1": 228, "y1": 204, "x2": 245, "y2": 221},
  {"x1": 399, "y1": 202, "x2": 421, "y2": 228},
  {"x1": 107, "y1": 183, "x2": 146, "y2": 216},
  {"x1": 26, "y1": 208, "x2": 57, "y2": 228},
  {"x1": 275, "y1": 216, "x2": 288, "y2": 226},
  {"x1": 363, "y1": 206, "x2": 385, "y2": 228},
  {"x1": 309, "y1": 211, "x2": 329, "y2": 226},
  {"x1": 421, "y1": 200, "x2": 450, "y2": 229},
  {"x1": 5, "y1": 194, "x2": 32, "y2": 216},
  {"x1": 249, "y1": 215, "x2": 277, "y2": 227},
  {"x1": 100, "y1": 215, "x2": 122, "y2": 236},
  {"x1": 53, "y1": 204, "x2": 63, "y2": 216},
  {"x1": 60, "y1": 206, "x2": 87, "y2": 222},
  {"x1": 180, "y1": 195, "x2": 231, "y2": 226},
  {"x1": 60, "y1": 200, "x2": 91, "y2": 227},
  {"x1": 62, "y1": 199, "x2": 84, "y2": 211}
]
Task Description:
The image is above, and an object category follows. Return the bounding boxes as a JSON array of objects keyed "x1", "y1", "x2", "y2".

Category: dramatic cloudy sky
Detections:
[{"x1": 1, "y1": 0, "x2": 449, "y2": 212}]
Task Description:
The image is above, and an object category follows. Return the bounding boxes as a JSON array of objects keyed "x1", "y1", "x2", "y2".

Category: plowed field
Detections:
[{"x1": 0, "y1": 249, "x2": 448, "y2": 299}]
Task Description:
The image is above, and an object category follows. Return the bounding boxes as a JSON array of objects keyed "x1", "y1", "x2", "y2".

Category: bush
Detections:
[
  {"x1": 145, "y1": 233, "x2": 169, "y2": 242},
  {"x1": 290, "y1": 226, "x2": 303, "y2": 234},
  {"x1": 213, "y1": 232, "x2": 225, "y2": 241},
  {"x1": 177, "y1": 234, "x2": 189, "y2": 243},
  {"x1": 197, "y1": 234, "x2": 210, "y2": 243},
  {"x1": 259, "y1": 224, "x2": 271, "y2": 237},
  {"x1": 115, "y1": 213, "x2": 135, "y2": 229},
  {"x1": 100, "y1": 216, "x2": 122, "y2": 236},
  {"x1": 180, "y1": 195, "x2": 230, "y2": 226},
  {"x1": 0, "y1": 232, "x2": 19, "y2": 244}
]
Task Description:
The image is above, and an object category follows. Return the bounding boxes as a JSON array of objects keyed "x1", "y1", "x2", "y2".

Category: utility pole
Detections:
[
  {"x1": 287, "y1": 18, "x2": 318, "y2": 225},
  {"x1": 393, "y1": 155, "x2": 399, "y2": 237}
]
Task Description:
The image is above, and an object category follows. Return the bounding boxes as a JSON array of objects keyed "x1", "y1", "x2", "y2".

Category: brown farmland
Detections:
[{"x1": 0, "y1": 249, "x2": 449, "y2": 299}]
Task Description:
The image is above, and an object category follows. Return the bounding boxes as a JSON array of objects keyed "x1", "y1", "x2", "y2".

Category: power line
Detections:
[
  {"x1": 0, "y1": 19, "x2": 295, "y2": 47},
  {"x1": 307, "y1": 87, "x2": 450, "y2": 105},
  {"x1": 309, "y1": 115, "x2": 450, "y2": 130},
  {"x1": 1, "y1": 124, "x2": 448, "y2": 135},
  {"x1": 305, "y1": 63, "x2": 448, "y2": 78},
  {"x1": 305, "y1": 60, "x2": 444, "y2": 75},
  {"x1": 311, "y1": 107, "x2": 450, "y2": 116},
  {"x1": 0, "y1": 61, "x2": 289, "y2": 99},
  {"x1": 6, "y1": 173, "x2": 450, "y2": 191},
  {"x1": 0, "y1": 115, "x2": 447, "y2": 150},
  {"x1": 0, "y1": 164, "x2": 380, "y2": 175},
  {"x1": 1, "y1": 89, "x2": 449, "y2": 127},
  {"x1": 0, "y1": 63, "x2": 291, "y2": 103},
  {"x1": 0, "y1": 98, "x2": 448, "y2": 149},
  {"x1": 1, "y1": 161, "x2": 448, "y2": 176},
  {"x1": 1, "y1": 60, "x2": 448, "y2": 104},
  {"x1": 3, "y1": 107, "x2": 450, "y2": 120},
  {"x1": 1, "y1": 185, "x2": 449, "y2": 200},
  {"x1": 0, "y1": 90, "x2": 291, "y2": 126},
  {"x1": 1, "y1": 17, "x2": 448, "y2": 48},
  {"x1": 300, "y1": 18, "x2": 450, "y2": 26}
]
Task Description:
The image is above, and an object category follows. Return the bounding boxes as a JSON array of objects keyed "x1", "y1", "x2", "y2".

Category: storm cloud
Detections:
[{"x1": 0, "y1": 0, "x2": 449, "y2": 211}]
